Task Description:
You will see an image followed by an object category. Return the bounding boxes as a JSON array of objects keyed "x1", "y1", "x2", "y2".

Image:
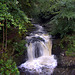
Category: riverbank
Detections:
[{"x1": 52, "y1": 39, "x2": 75, "y2": 75}]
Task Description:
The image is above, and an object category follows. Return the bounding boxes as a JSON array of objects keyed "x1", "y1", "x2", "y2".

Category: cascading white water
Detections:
[{"x1": 19, "y1": 24, "x2": 57, "y2": 75}]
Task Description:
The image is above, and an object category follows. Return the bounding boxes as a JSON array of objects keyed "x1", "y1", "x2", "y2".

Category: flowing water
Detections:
[{"x1": 19, "y1": 24, "x2": 57, "y2": 75}]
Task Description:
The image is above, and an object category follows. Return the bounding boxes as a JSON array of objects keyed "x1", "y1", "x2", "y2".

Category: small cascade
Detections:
[{"x1": 19, "y1": 24, "x2": 57, "y2": 75}]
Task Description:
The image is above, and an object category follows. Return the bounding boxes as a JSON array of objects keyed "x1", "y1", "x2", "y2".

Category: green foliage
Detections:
[
  {"x1": 60, "y1": 34, "x2": 75, "y2": 56},
  {"x1": 13, "y1": 40, "x2": 26, "y2": 56},
  {"x1": 0, "y1": 2, "x2": 15, "y2": 28},
  {"x1": 0, "y1": 0, "x2": 30, "y2": 32},
  {"x1": 18, "y1": 0, "x2": 38, "y2": 16},
  {"x1": 49, "y1": 0, "x2": 75, "y2": 56},
  {"x1": 0, "y1": 53, "x2": 20, "y2": 75},
  {"x1": 48, "y1": 0, "x2": 75, "y2": 37},
  {"x1": 31, "y1": 0, "x2": 75, "y2": 37},
  {"x1": 0, "y1": 0, "x2": 32, "y2": 74},
  {"x1": 30, "y1": 0, "x2": 75, "y2": 56}
]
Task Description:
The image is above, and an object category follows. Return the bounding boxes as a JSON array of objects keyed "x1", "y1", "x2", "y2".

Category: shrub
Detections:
[
  {"x1": 60, "y1": 34, "x2": 75, "y2": 56},
  {"x1": 0, "y1": 53, "x2": 20, "y2": 75}
]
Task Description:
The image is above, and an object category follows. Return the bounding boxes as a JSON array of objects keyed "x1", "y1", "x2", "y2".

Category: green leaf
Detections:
[
  {"x1": 0, "y1": 27, "x2": 2, "y2": 30},
  {"x1": 0, "y1": 59, "x2": 3, "y2": 64},
  {"x1": 5, "y1": 70, "x2": 10, "y2": 75},
  {"x1": 0, "y1": 17, "x2": 4, "y2": 20},
  {"x1": 0, "y1": 24, "x2": 4, "y2": 26}
]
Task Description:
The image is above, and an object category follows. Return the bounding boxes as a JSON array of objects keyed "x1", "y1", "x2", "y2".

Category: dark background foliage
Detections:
[{"x1": 0, "y1": 0, "x2": 75, "y2": 75}]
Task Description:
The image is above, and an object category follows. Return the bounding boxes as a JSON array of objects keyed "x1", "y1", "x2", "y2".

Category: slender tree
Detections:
[
  {"x1": 5, "y1": 19, "x2": 7, "y2": 50},
  {"x1": 2, "y1": 21, "x2": 4, "y2": 50}
]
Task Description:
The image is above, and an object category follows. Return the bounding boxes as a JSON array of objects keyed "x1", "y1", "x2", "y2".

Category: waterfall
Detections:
[{"x1": 19, "y1": 24, "x2": 57, "y2": 75}]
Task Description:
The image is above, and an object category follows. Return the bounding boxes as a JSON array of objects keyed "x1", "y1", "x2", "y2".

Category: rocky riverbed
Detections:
[
  {"x1": 52, "y1": 56, "x2": 75, "y2": 75},
  {"x1": 52, "y1": 39, "x2": 75, "y2": 75},
  {"x1": 19, "y1": 53, "x2": 75, "y2": 75},
  {"x1": 17, "y1": 38, "x2": 75, "y2": 75},
  {"x1": 15, "y1": 22, "x2": 75, "y2": 75}
]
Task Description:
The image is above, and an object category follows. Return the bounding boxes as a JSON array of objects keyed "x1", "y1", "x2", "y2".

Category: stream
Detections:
[
  {"x1": 18, "y1": 23, "x2": 75, "y2": 75},
  {"x1": 18, "y1": 24, "x2": 57, "y2": 75}
]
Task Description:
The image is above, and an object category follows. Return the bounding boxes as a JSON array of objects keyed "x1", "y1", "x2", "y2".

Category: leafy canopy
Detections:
[{"x1": 0, "y1": 0, "x2": 30, "y2": 33}]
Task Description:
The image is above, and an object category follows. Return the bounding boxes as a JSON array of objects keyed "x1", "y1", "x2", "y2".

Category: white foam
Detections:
[{"x1": 19, "y1": 55, "x2": 57, "y2": 73}]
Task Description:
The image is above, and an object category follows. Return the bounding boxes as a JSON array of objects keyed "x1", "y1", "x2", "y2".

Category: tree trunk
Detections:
[
  {"x1": 2, "y1": 21, "x2": 4, "y2": 50},
  {"x1": 5, "y1": 20, "x2": 7, "y2": 50}
]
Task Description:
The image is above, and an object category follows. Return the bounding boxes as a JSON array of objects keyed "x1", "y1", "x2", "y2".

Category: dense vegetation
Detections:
[
  {"x1": 0, "y1": 0, "x2": 75, "y2": 75},
  {"x1": 31, "y1": 0, "x2": 75, "y2": 56},
  {"x1": 0, "y1": 0, "x2": 32, "y2": 74}
]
